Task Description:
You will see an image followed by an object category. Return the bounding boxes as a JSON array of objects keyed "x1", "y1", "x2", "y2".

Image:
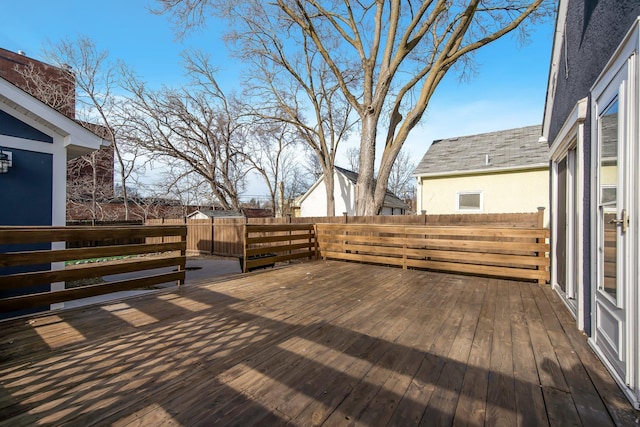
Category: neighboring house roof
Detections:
[
  {"x1": 188, "y1": 209, "x2": 245, "y2": 219},
  {"x1": 334, "y1": 167, "x2": 409, "y2": 210},
  {"x1": 414, "y1": 125, "x2": 547, "y2": 177},
  {"x1": 241, "y1": 208, "x2": 273, "y2": 218},
  {"x1": 0, "y1": 76, "x2": 107, "y2": 157},
  {"x1": 297, "y1": 166, "x2": 409, "y2": 210}
]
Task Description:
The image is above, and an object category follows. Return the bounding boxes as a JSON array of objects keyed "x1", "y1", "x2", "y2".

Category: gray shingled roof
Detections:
[
  {"x1": 194, "y1": 209, "x2": 245, "y2": 218},
  {"x1": 335, "y1": 166, "x2": 409, "y2": 210},
  {"x1": 413, "y1": 125, "x2": 547, "y2": 176}
]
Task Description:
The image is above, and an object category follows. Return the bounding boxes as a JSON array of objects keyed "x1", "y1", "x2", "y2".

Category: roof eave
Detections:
[
  {"x1": 542, "y1": 0, "x2": 569, "y2": 139},
  {"x1": 0, "y1": 77, "x2": 105, "y2": 157},
  {"x1": 414, "y1": 163, "x2": 549, "y2": 179}
]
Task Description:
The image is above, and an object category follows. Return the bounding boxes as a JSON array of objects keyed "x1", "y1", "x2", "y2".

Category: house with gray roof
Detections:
[
  {"x1": 413, "y1": 124, "x2": 549, "y2": 224},
  {"x1": 295, "y1": 166, "x2": 409, "y2": 217}
]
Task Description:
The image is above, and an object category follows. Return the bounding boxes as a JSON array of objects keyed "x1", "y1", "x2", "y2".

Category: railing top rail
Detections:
[
  {"x1": 245, "y1": 224, "x2": 315, "y2": 233},
  {"x1": 0, "y1": 225, "x2": 187, "y2": 246},
  {"x1": 315, "y1": 223, "x2": 549, "y2": 237}
]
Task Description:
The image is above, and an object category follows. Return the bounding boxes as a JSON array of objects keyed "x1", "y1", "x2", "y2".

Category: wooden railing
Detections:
[
  {"x1": 147, "y1": 211, "x2": 543, "y2": 258},
  {"x1": 316, "y1": 224, "x2": 550, "y2": 283},
  {"x1": 242, "y1": 224, "x2": 317, "y2": 272},
  {"x1": 0, "y1": 225, "x2": 186, "y2": 314}
]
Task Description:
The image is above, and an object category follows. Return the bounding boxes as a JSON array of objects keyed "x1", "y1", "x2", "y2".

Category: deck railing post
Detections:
[
  {"x1": 288, "y1": 214, "x2": 292, "y2": 262},
  {"x1": 178, "y1": 225, "x2": 186, "y2": 286},
  {"x1": 536, "y1": 232, "x2": 547, "y2": 285},
  {"x1": 536, "y1": 207, "x2": 547, "y2": 285},
  {"x1": 537, "y1": 207, "x2": 545, "y2": 228},
  {"x1": 243, "y1": 223, "x2": 248, "y2": 273},
  {"x1": 403, "y1": 226, "x2": 408, "y2": 270},
  {"x1": 209, "y1": 217, "x2": 214, "y2": 255}
]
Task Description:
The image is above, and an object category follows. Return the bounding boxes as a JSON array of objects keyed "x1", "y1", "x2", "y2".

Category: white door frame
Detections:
[
  {"x1": 550, "y1": 98, "x2": 586, "y2": 330},
  {"x1": 589, "y1": 20, "x2": 639, "y2": 408}
]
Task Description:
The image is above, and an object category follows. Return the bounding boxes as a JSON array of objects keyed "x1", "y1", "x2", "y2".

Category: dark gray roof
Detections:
[
  {"x1": 413, "y1": 125, "x2": 547, "y2": 176},
  {"x1": 335, "y1": 166, "x2": 409, "y2": 210},
  {"x1": 194, "y1": 209, "x2": 245, "y2": 218}
]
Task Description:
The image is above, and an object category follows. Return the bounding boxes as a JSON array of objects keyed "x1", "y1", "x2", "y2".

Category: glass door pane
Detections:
[
  {"x1": 557, "y1": 157, "x2": 567, "y2": 293},
  {"x1": 598, "y1": 99, "x2": 619, "y2": 300}
]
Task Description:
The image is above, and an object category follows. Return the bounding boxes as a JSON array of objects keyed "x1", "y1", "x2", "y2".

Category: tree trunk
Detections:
[
  {"x1": 91, "y1": 152, "x2": 98, "y2": 224},
  {"x1": 113, "y1": 144, "x2": 129, "y2": 221},
  {"x1": 324, "y1": 166, "x2": 336, "y2": 216},
  {"x1": 355, "y1": 114, "x2": 379, "y2": 215},
  {"x1": 278, "y1": 181, "x2": 285, "y2": 218}
]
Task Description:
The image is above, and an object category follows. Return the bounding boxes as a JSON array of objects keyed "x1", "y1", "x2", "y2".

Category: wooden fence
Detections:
[
  {"x1": 0, "y1": 225, "x2": 186, "y2": 314},
  {"x1": 315, "y1": 223, "x2": 550, "y2": 283},
  {"x1": 242, "y1": 224, "x2": 316, "y2": 272},
  {"x1": 147, "y1": 210, "x2": 543, "y2": 258}
]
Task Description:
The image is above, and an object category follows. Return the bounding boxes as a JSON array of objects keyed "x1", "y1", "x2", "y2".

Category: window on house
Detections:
[{"x1": 457, "y1": 192, "x2": 482, "y2": 211}]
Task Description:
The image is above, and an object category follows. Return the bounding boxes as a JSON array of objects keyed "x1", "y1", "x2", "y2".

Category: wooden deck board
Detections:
[
  {"x1": 0, "y1": 260, "x2": 638, "y2": 426},
  {"x1": 510, "y1": 283, "x2": 549, "y2": 427}
]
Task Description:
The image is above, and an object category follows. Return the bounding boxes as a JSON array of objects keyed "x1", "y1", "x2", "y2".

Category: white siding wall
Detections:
[
  {"x1": 299, "y1": 170, "x2": 356, "y2": 217},
  {"x1": 299, "y1": 170, "x2": 406, "y2": 217}
]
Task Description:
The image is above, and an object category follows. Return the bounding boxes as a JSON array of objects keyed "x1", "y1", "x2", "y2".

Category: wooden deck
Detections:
[{"x1": 0, "y1": 261, "x2": 638, "y2": 426}]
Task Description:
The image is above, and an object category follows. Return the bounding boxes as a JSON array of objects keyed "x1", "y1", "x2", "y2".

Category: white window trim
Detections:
[{"x1": 456, "y1": 191, "x2": 483, "y2": 212}]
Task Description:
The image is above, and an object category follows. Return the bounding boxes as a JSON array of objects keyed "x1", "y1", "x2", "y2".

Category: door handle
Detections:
[{"x1": 608, "y1": 209, "x2": 628, "y2": 233}]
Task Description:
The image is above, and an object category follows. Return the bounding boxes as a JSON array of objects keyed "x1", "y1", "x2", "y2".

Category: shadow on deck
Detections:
[{"x1": 0, "y1": 261, "x2": 638, "y2": 426}]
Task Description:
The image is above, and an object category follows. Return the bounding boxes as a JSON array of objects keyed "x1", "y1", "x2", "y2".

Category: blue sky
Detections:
[{"x1": 0, "y1": 1, "x2": 555, "y2": 197}]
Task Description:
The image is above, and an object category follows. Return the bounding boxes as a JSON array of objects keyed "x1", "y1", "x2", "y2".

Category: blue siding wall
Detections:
[
  {"x1": 0, "y1": 146, "x2": 53, "y2": 318},
  {"x1": 0, "y1": 110, "x2": 53, "y2": 143},
  {"x1": 0, "y1": 146, "x2": 53, "y2": 225}
]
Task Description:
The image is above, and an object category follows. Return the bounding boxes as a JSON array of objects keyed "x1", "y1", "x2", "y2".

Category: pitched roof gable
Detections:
[
  {"x1": 334, "y1": 166, "x2": 409, "y2": 209},
  {"x1": 413, "y1": 124, "x2": 547, "y2": 176},
  {"x1": 191, "y1": 209, "x2": 245, "y2": 218},
  {"x1": 0, "y1": 76, "x2": 106, "y2": 158}
]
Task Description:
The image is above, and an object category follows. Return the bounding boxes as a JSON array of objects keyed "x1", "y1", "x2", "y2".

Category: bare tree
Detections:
[
  {"x1": 344, "y1": 147, "x2": 360, "y2": 173},
  {"x1": 341, "y1": 145, "x2": 414, "y2": 199},
  {"x1": 157, "y1": 0, "x2": 550, "y2": 214},
  {"x1": 302, "y1": 147, "x2": 323, "y2": 184},
  {"x1": 281, "y1": 163, "x2": 310, "y2": 216},
  {"x1": 12, "y1": 62, "x2": 75, "y2": 117},
  {"x1": 243, "y1": 123, "x2": 300, "y2": 216},
  {"x1": 157, "y1": 1, "x2": 358, "y2": 216},
  {"x1": 121, "y1": 52, "x2": 250, "y2": 210},
  {"x1": 388, "y1": 148, "x2": 416, "y2": 197},
  {"x1": 66, "y1": 151, "x2": 118, "y2": 222},
  {"x1": 17, "y1": 36, "x2": 140, "y2": 220},
  {"x1": 241, "y1": 16, "x2": 358, "y2": 216}
]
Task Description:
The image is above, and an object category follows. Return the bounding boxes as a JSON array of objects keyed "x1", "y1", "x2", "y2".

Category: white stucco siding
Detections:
[
  {"x1": 299, "y1": 179, "x2": 328, "y2": 217},
  {"x1": 419, "y1": 168, "x2": 549, "y2": 225},
  {"x1": 334, "y1": 171, "x2": 355, "y2": 215},
  {"x1": 299, "y1": 170, "x2": 356, "y2": 217}
]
